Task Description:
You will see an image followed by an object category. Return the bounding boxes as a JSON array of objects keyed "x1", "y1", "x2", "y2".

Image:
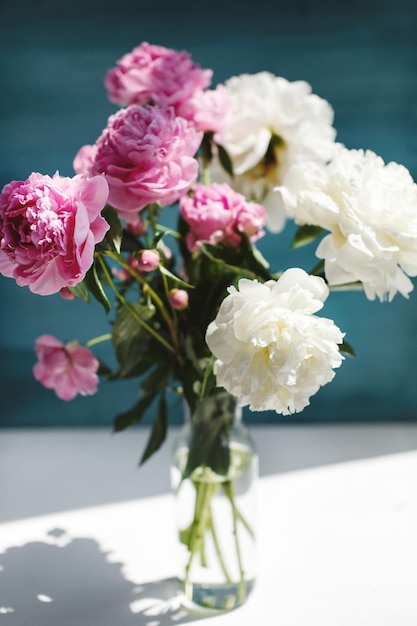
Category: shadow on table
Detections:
[{"x1": 0, "y1": 529, "x2": 217, "y2": 626}]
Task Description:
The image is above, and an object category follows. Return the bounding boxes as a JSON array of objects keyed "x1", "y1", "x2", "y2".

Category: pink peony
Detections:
[
  {"x1": 104, "y1": 42, "x2": 228, "y2": 133},
  {"x1": 104, "y1": 42, "x2": 212, "y2": 110},
  {"x1": 180, "y1": 183, "x2": 267, "y2": 252},
  {"x1": 33, "y1": 335, "x2": 99, "y2": 401},
  {"x1": 0, "y1": 172, "x2": 109, "y2": 295},
  {"x1": 77, "y1": 105, "x2": 202, "y2": 217}
]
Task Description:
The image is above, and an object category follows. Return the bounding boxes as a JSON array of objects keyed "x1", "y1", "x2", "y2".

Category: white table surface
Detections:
[{"x1": 1, "y1": 424, "x2": 417, "y2": 625}]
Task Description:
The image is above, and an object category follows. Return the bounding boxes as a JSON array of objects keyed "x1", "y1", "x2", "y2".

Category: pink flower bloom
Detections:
[
  {"x1": 104, "y1": 42, "x2": 228, "y2": 133},
  {"x1": 169, "y1": 288, "x2": 189, "y2": 310},
  {"x1": 84, "y1": 105, "x2": 202, "y2": 217},
  {"x1": 137, "y1": 249, "x2": 160, "y2": 272},
  {"x1": 180, "y1": 183, "x2": 267, "y2": 252},
  {"x1": 104, "y1": 42, "x2": 212, "y2": 110},
  {"x1": 33, "y1": 335, "x2": 99, "y2": 401},
  {"x1": 0, "y1": 172, "x2": 109, "y2": 295},
  {"x1": 176, "y1": 85, "x2": 229, "y2": 133}
]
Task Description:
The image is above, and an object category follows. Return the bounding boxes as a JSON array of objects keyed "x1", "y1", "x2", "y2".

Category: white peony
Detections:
[
  {"x1": 278, "y1": 144, "x2": 417, "y2": 302},
  {"x1": 205, "y1": 269, "x2": 344, "y2": 415},
  {"x1": 212, "y1": 72, "x2": 336, "y2": 232}
]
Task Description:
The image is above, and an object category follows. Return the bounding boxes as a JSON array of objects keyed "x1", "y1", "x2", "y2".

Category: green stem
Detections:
[
  {"x1": 96, "y1": 255, "x2": 176, "y2": 354},
  {"x1": 102, "y1": 251, "x2": 179, "y2": 352},
  {"x1": 184, "y1": 480, "x2": 216, "y2": 598},
  {"x1": 223, "y1": 480, "x2": 247, "y2": 602},
  {"x1": 154, "y1": 224, "x2": 181, "y2": 240},
  {"x1": 201, "y1": 246, "x2": 258, "y2": 280},
  {"x1": 161, "y1": 270, "x2": 176, "y2": 322},
  {"x1": 202, "y1": 162, "x2": 211, "y2": 185},
  {"x1": 147, "y1": 203, "x2": 159, "y2": 234},
  {"x1": 85, "y1": 333, "x2": 112, "y2": 348},
  {"x1": 222, "y1": 483, "x2": 255, "y2": 540},
  {"x1": 207, "y1": 509, "x2": 233, "y2": 584},
  {"x1": 329, "y1": 281, "x2": 364, "y2": 292}
]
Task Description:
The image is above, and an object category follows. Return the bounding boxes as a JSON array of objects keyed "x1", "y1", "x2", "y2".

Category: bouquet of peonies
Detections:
[
  {"x1": 2, "y1": 39, "x2": 417, "y2": 445},
  {"x1": 2, "y1": 41, "x2": 417, "y2": 606},
  {"x1": 0, "y1": 37, "x2": 417, "y2": 596}
]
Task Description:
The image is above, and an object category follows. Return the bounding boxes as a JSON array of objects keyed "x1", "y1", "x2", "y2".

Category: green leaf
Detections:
[
  {"x1": 108, "y1": 355, "x2": 156, "y2": 381},
  {"x1": 159, "y1": 264, "x2": 194, "y2": 289},
  {"x1": 184, "y1": 394, "x2": 235, "y2": 479},
  {"x1": 201, "y1": 235, "x2": 271, "y2": 282},
  {"x1": 235, "y1": 233, "x2": 271, "y2": 280},
  {"x1": 291, "y1": 224, "x2": 325, "y2": 249},
  {"x1": 200, "y1": 132, "x2": 214, "y2": 165},
  {"x1": 111, "y1": 303, "x2": 155, "y2": 378},
  {"x1": 101, "y1": 205, "x2": 123, "y2": 253},
  {"x1": 340, "y1": 340, "x2": 356, "y2": 358},
  {"x1": 140, "y1": 392, "x2": 168, "y2": 465},
  {"x1": 68, "y1": 280, "x2": 90, "y2": 303},
  {"x1": 180, "y1": 359, "x2": 201, "y2": 415},
  {"x1": 113, "y1": 361, "x2": 170, "y2": 432},
  {"x1": 309, "y1": 260, "x2": 325, "y2": 277},
  {"x1": 85, "y1": 263, "x2": 111, "y2": 313},
  {"x1": 179, "y1": 522, "x2": 193, "y2": 548},
  {"x1": 97, "y1": 359, "x2": 113, "y2": 376},
  {"x1": 120, "y1": 229, "x2": 142, "y2": 254},
  {"x1": 185, "y1": 419, "x2": 230, "y2": 479},
  {"x1": 141, "y1": 363, "x2": 171, "y2": 395},
  {"x1": 216, "y1": 143, "x2": 234, "y2": 177},
  {"x1": 113, "y1": 390, "x2": 158, "y2": 432},
  {"x1": 200, "y1": 356, "x2": 216, "y2": 400}
]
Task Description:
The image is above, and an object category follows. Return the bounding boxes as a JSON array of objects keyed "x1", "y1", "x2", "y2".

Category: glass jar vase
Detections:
[{"x1": 171, "y1": 392, "x2": 258, "y2": 611}]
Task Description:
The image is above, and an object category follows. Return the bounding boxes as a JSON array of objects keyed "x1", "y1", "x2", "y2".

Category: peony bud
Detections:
[
  {"x1": 59, "y1": 287, "x2": 76, "y2": 300},
  {"x1": 169, "y1": 289, "x2": 189, "y2": 310},
  {"x1": 137, "y1": 250, "x2": 160, "y2": 273},
  {"x1": 126, "y1": 216, "x2": 147, "y2": 237}
]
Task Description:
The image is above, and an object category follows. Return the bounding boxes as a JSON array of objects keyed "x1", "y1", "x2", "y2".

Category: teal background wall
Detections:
[{"x1": 1, "y1": 0, "x2": 417, "y2": 426}]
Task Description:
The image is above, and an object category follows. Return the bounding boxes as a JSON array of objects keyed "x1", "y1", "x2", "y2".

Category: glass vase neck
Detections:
[{"x1": 182, "y1": 392, "x2": 241, "y2": 425}]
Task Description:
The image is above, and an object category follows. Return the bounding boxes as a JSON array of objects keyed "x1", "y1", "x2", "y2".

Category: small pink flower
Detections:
[
  {"x1": 180, "y1": 183, "x2": 267, "y2": 252},
  {"x1": 137, "y1": 249, "x2": 160, "y2": 272},
  {"x1": 0, "y1": 172, "x2": 109, "y2": 295},
  {"x1": 104, "y1": 42, "x2": 212, "y2": 110},
  {"x1": 169, "y1": 289, "x2": 189, "y2": 310},
  {"x1": 33, "y1": 335, "x2": 99, "y2": 401},
  {"x1": 82, "y1": 105, "x2": 202, "y2": 216}
]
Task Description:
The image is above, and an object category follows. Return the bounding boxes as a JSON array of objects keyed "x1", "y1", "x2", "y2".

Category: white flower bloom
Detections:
[
  {"x1": 278, "y1": 144, "x2": 417, "y2": 301},
  {"x1": 212, "y1": 72, "x2": 336, "y2": 232},
  {"x1": 205, "y1": 269, "x2": 344, "y2": 415}
]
